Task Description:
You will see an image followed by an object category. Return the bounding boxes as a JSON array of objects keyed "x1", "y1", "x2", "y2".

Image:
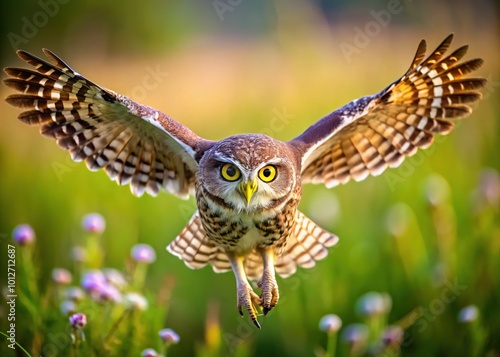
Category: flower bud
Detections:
[
  {"x1": 319, "y1": 314, "x2": 342, "y2": 333},
  {"x1": 159, "y1": 328, "x2": 180, "y2": 344},
  {"x1": 131, "y1": 244, "x2": 156, "y2": 264},
  {"x1": 69, "y1": 313, "x2": 87, "y2": 329},
  {"x1": 123, "y1": 292, "x2": 148, "y2": 311},
  {"x1": 12, "y1": 224, "x2": 35, "y2": 246},
  {"x1": 458, "y1": 305, "x2": 479, "y2": 323},
  {"x1": 52, "y1": 268, "x2": 72, "y2": 285},
  {"x1": 141, "y1": 348, "x2": 159, "y2": 357},
  {"x1": 82, "y1": 213, "x2": 106, "y2": 234},
  {"x1": 341, "y1": 323, "x2": 369, "y2": 345},
  {"x1": 356, "y1": 292, "x2": 392, "y2": 317}
]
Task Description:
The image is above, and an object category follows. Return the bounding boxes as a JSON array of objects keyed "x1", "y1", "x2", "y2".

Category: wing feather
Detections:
[
  {"x1": 4, "y1": 49, "x2": 214, "y2": 198},
  {"x1": 291, "y1": 34, "x2": 486, "y2": 188}
]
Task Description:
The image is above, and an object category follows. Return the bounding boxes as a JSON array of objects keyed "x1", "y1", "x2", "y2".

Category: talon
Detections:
[
  {"x1": 228, "y1": 253, "x2": 263, "y2": 328},
  {"x1": 258, "y1": 271, "x2": 279, "y2": 314},
  {"x1": 255, "y1": 248, "x2": 280, "y2": 315},
  {"x1": 236, "y1": 282, "x2": 262, "y2": 328},
  {"x1": 263, "y1": 304, "x2": 277, "y2": 316}
]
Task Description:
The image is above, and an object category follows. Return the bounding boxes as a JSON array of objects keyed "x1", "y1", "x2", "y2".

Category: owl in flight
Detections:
[{"x1": 4, "y1": 34, "x2": 485, "y2": 328}]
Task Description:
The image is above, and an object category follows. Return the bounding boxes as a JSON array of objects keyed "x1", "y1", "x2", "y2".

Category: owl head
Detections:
[{"x1": 198, "y1": 134, "x2": 300, "y2": 213}]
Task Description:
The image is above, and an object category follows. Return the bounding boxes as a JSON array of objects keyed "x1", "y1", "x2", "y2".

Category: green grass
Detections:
[{"x1": 0, "y1": 23, "x2": 499, "y2": 357}]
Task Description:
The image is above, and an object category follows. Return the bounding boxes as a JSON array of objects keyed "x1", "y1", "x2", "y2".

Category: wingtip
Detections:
[
  {"x1": 439, "y1": 33, "x2": 455, "y2": 49},
  {"x1": 409, "y1": 38, "x2": 428, "y2": 70},
  {"x1": 4, "y1": 95, "x2": 16, "y2": 106},
  {"x1": 41, "y1": 48, "x2": 65, "y2": 67},
  {"x1": 418, "y1": 38, "x2": 427, "y2": 49},
  {"x1": 15, "y1": 49, "x2": 31, "y2": 60},
  {"x1": 475, "y1": 57, "x2": 485, "y2": 68},
  {"x1": 42, "y1": 48, "x2": 56, "y2": 59}
]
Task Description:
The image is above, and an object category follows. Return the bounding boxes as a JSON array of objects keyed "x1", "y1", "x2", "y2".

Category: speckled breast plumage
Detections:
[{"x1": 195, "y1": 178, "x2": 301, "y2": 255}]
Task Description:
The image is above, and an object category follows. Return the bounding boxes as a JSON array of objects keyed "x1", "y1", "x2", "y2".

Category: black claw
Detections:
[
  {"x1": 263, "y1": 307, "x2": 270, "y2": 316},
  {"x1": 252, "y1": 319, "x2": 261, "y2": 329}
]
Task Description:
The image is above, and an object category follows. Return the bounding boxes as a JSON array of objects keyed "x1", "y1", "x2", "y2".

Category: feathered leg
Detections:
[
  {"x1": 228, "y1": 252, "x2": 262, "y2": 328},
  {"x1": 258, "y1": 247, "x2": 279, "y2": 315}
]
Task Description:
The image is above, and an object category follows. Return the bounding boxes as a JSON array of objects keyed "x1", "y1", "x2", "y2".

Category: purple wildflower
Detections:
[
  {"x1": 69, "y1": 313, "x2": 87, "y2": 329},
  {"x1": 319, "y1": 314, "x2": 342, "y2": 333},
  {"x1": 81, "y1": 270, "x2": 106, "y2": 290},
  {"x1": 12, "y1": 224, "x2": 35, "y2": 246},
  {"x1": 141, "y1": 348, "x2": 159, "y2": 357},
  {"x1": 458, "y1": 305, "x2": 479, "y2": 323},
  {"x1": 131, "y1": 244, "x2": 156, "y2": 264},
  {"x1": 88, "y1": 282, "x2": 121, "y2": 303},
  {"x1": 81, "y1": 270, "x2": 121, "y2": 302},
  {"x1": 159, "y1": 328, "x2": 180, "y2": 344},
  {"x1": 102, "y1": 268, "x2": 128, "y2": 290},
  {"x1": 52, "y1": 268, "x2": 72, "y2": 285},
  {"x1": 82, "y1": 213, "x2": 106, "y2": 234},
  {"x1": 97, "y1": 283, "x2": 121, "y2": 302}
]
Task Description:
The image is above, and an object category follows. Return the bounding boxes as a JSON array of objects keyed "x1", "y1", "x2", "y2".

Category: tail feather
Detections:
[
  {"x1": 167, "y1": 211, "x2": 219, "y2": 270},
  {"x1": 274, "y1": 211, "x2": 338, "y2": 278},
  {"x1": 167, "y1": 210, "x2": 338, "y2": 280}
]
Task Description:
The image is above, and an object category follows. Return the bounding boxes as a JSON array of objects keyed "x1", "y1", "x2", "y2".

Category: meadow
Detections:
[{"x1": 0, "y1": 2, "x2": 499, "y2": 356}]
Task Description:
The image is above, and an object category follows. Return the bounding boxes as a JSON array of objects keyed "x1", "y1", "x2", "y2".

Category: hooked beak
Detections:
[{"x1": 239, "y1": 178, "x2": 258, "y2": 205}]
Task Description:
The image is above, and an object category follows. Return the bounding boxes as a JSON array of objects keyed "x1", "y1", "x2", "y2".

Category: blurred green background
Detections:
[{"x1": 0, "y1": 0, "x2": 499, "y2": 356}]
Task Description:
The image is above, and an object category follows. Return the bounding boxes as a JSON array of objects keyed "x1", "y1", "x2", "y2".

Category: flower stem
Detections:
[
  {"x1": 325, "y1": 332, "x2": 338, "y2": 357},
  {"x1": 85, "y1": 234, "x2": 104, "y2": 269},
  {"x1": 132, "y1": 262, "x2": 148, "y2": 290},
  {"x1": 102, "y1": 309, "x2": 131, "y2": 350}
]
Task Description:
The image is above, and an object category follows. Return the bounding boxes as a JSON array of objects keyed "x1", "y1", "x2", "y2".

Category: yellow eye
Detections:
[
  {"x1": 220, "y1": 163, "x2": 241, "y2": 182},
  {"x1": 258, "y1": 165, "x2": 277, "y2": 183}
]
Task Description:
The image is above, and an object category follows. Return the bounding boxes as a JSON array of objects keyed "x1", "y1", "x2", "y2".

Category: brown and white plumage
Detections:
[
  {"x1": 4, "y1": 49, "x2": 212, "y2": 198},
  {"x1": 294, "y1": 34, "x2": 485, "y2": 187},
  {"x1": 168, "y1": 210, "x2": 338, "y2": 280},
  {"x1": 3, "y1": 34, "x2": 485, "y2": 328}
]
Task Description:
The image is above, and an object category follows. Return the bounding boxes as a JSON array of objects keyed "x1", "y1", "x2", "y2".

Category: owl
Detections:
[{"x1": 3, "y1": 34, "x2": 485, "y2": 328}]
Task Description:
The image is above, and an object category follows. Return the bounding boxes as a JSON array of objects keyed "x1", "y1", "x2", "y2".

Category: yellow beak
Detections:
[{"x1": 240, "y1": 178, "x2": 258, "y2": 205}]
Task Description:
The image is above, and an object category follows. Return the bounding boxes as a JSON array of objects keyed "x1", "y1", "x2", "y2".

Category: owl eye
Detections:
[
  {"x1": 258, "y1": 165, "x2": 277, "y2": 183},
  {"x1": 220, "y1": 163, "x2": 241, "y2": 182}
]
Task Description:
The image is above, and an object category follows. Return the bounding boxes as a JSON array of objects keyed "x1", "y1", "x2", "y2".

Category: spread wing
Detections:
[
  {"x1": 291, "y1": 34, "x2": 486, "y2": 187},
  {"x1": 4, "y1": 49, "x2": 214, "y2": 197}
]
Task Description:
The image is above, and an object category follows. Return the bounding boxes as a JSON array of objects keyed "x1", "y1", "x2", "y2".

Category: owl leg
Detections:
[
  {"x1": 228, "y1": 252, "x2": 262, "y2": 328},
  {"x1": 257, "y1": 248, "x2": 279, "y2": 315}
]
